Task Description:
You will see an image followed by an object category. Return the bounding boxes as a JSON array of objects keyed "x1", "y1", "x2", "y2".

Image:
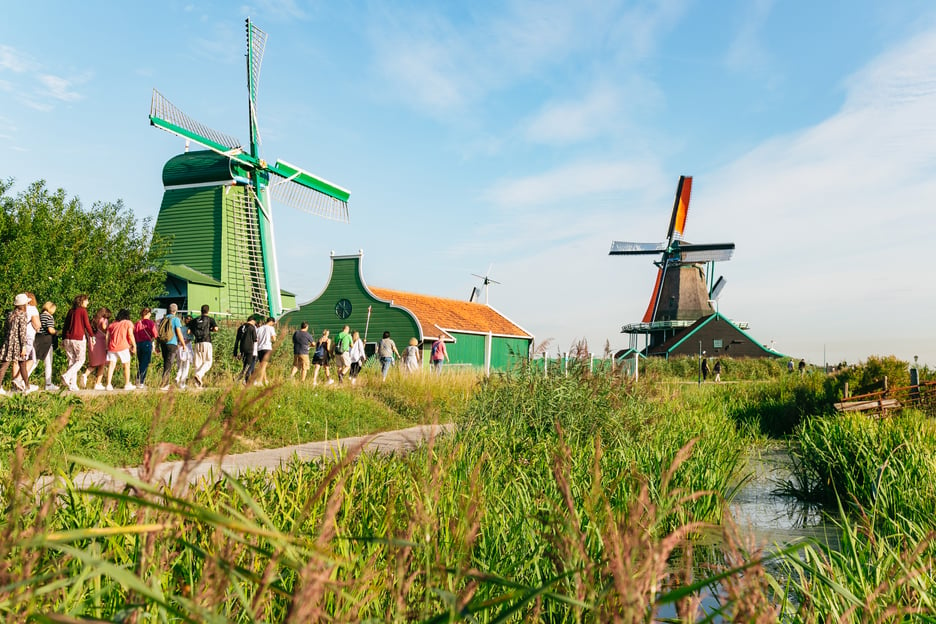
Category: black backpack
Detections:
[{"x1": 191, "y1": 316, "x2": 212, "y2": 342}]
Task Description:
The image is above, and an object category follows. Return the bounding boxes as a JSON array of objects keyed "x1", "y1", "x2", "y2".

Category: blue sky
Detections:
[{"x1": 2, "y1": 1, "x2": 936, "y2": 366}]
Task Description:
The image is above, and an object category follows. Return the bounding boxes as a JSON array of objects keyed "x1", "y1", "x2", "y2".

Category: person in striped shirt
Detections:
[{"x1": 35, "y1": 302, "x2": 58, "y2": 390}]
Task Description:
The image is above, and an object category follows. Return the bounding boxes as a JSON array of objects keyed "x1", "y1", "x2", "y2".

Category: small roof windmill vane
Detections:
[
  {"x1": 469, "y1": 265, "x2": 501, "y2": 304},
  {"x1": 149, "y1": 18, "x2": 350, "y2": 318}
]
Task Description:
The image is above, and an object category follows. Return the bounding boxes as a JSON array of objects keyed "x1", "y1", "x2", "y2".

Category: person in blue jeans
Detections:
[
  {"x1": 378, "y1": 331, "x2": 400, "y2": 381},
  {"x1": 133, "y1": 307, "x2": 157, "y2": 386}
]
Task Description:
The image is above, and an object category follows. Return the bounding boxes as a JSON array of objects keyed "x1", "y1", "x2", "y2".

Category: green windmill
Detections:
[{"x1": 149, "y1": 18, "x2": 349, "y2": 318}]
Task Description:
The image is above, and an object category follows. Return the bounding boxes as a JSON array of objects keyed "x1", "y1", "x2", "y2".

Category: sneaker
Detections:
[
  {"x1": 160, "y1": 384, "x2": 171, "y2": 391},
  {"x1": 0, "y1": 387, "x2": 6, "y2": 395},
  {"x1": 327, "y1": 379, "x2": 335, "y2": 385},
  {"x1": 105, "y1": 384, "x2": 114, "y2": 391},
  {"x1": 351, "y1": 378, "x2": 357, "y2": 386},
  {"x1": 124, "y1": 383, "x2": 136, "y2": 390},
  {"x1": 45, "y1": 383, "x2": 60, "y2": 391},
  {"x1": 67, "y1": 382, "x2": 80, "y2": 392},
  {"x1": 93, "y1": 383, "x2": 106, "y2": 391},
  {"x1": 178, "y1": 383, "x2": 186, "y2": 390},
  {"x1": 23, "y1": 385, "x2": 37, "y2": 395},
  {"x1": 12, "y1": 379, "x2": 25, "y2": 391},
  {"x1": 80, "y1": 372, "x2": 88, "y2": 388}
]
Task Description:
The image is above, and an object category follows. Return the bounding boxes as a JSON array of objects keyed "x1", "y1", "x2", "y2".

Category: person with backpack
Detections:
[
  {"x1": 311, "y1": 328, "x2": 332, "y2": 386},
  {"x1": 233, "y1": 315, "x2": 259, "y2": 384},
  {"x1": 188, "y1": 304, "x2": 218, "y2": 387},
  {"x1": 158, "y1": 303, "x2": 186, "y2": 390},
  {"x1": 430, "y1": 337, "x2": 449, "y2": 374},
  {"x1": 334, "y1": 324, "x2": 352, "y2": 384}
]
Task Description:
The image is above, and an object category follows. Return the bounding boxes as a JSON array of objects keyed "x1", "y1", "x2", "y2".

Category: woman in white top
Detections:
[
  {"x1": 348, "y1": 330, "x2": 365, "y2": 385},
  {"x1": 403, "y1": 337, "x2": 420, "y2": 373},
  {"x1": 252, "y1": 317, "x2": 276, "y2": 386},
  {"x1": 13, "y1": 292, "x2": 41, "y2": 391}
]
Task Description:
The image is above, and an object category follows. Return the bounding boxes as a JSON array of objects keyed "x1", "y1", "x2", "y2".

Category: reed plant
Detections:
[
  {"x1": 786, "y1": 410, "x2": 936, "y2": 538},
  {"x1": 0, "y1": 362, "x2": 782, "y2": 621}
]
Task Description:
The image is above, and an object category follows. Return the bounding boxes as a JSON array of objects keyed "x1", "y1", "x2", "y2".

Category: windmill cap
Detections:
[{"x1": 13, "y1": 293, "x2": 28, "y2": 306}]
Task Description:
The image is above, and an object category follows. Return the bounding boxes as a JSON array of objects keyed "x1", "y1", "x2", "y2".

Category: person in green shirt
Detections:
[{"x1": 335, "y1": 325, "x2": 353, "y2": 384}]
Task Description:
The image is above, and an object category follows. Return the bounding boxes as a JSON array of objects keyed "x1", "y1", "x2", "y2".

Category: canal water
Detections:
[{"x1": 729, "y1": 445, "x2": 838, "y2": 550}]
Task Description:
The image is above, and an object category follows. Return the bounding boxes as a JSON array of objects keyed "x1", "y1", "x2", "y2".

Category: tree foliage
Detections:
[
  {"x1": 829, "y1": 354, "x2": 911, "y2": 396},
  {"x1": 0, "y1": 179, "x2": 168, "y2": 314}
]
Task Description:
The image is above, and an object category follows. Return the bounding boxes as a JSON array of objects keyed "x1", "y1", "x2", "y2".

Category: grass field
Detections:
[{"x1": 0, "y1": 354, "x2": 933, "y2": 621}]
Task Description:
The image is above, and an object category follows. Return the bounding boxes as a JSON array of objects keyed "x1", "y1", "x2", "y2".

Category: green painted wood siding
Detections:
[
  {"x1": 162, "y1": 151, "x2": 234, "y2": 187},
  {"x1": 447, "y1": 332, "x2": 531, "y2": 371},
  {"x1": 280, "y1": 256, "x2": 420, "y2": 346},
  {"x1": 155, "y1": 187, "x2": 222, "y2": 280}
]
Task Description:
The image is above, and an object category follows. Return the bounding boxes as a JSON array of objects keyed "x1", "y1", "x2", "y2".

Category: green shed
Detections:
[{"x1": 280, "y1": 252, "x2": 533, "y2": 372}]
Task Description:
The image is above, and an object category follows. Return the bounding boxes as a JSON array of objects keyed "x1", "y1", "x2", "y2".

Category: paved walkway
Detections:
[{"x1": 39, "y1": 423, "x2": 455, "y2": 494}]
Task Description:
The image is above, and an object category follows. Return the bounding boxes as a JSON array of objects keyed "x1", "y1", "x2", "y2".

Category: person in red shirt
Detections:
[
  {"x1": 61, "y1": 294, "x2": 94, "y2": 392},
  {"x1": 105, "y1": 309, "x2": 137, "y2": 391},
  {"x1": 133, "y1": 307, "x2": 158, "y2": 386}
]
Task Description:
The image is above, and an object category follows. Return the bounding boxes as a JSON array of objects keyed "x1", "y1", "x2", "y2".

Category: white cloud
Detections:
[
  {"x1": 366, "y1": 1, "x2": 686, "y2": 118},
  {"x1": 485, "y1": 159, "x2": 666, "y2": 209},
  {"x1": 523, "y1": 78, "x2": 663, "y2": 145},
  {"x1": 37, "y1": 74, "x2": 84, "y2": 102},
  {"x1": 724, "y1": 0, "x2": 774, "y2": 72},
  {"x1": 694, "y1": 26, "x2": 936, "y2": 364},
  {"x1": 0, "y1": 45, "x2": 37, "y2": 73}
]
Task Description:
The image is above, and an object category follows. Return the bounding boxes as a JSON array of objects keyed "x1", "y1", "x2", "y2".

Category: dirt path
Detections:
[{"x1": 38, "y1": 423, "x2": 454, "y2": 494}]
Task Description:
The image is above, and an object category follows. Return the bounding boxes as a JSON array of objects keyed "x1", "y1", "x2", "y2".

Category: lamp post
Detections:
[{"x1": 698, "y1": 341, "x2": 703, "y2": 386}]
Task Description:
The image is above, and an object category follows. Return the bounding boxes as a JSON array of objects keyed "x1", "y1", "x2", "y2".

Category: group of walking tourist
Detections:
[{"x1": 0, "y1": 292, "x2": 447, "y2": 394}]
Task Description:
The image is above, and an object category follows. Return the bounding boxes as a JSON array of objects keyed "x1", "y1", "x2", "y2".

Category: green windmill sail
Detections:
[{"x1": 149, "y1": 18, "x2": 349, "y2": 318}]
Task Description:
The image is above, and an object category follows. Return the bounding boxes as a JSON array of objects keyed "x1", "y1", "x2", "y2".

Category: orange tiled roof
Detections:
[{"x1": 369, "y1": 287, "x2": 532, "y2": 340}]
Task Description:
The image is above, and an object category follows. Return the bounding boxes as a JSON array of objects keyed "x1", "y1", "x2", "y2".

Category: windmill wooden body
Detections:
[
  {"x1": 610, "y1": 176, "x2": 739, "y2": 351},
  {"x1": 150, "y1": 19, "x2": 349, "y2": 318}
]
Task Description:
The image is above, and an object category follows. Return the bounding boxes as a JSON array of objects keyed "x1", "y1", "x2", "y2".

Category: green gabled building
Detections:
[
  {"x1": 280, "y1": 252, "x2": 534, "y2": 372},
  {"x1": 154, "y1": 150, "x2": 293, "y2": 317}
]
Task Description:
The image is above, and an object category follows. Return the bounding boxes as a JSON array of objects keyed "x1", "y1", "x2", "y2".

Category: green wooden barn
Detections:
[{"x1": 280, "y1": 252, "x2": 533, "y2": 372}]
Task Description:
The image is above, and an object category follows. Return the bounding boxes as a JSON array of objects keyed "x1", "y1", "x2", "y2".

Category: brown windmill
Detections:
[{"x1": 610, "y1": 176, "x2": 735, "y2": 352}]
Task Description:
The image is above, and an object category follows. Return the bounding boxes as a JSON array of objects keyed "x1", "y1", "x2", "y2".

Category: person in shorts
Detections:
[
  {"x1": 105, "y1": 308, "x2": 137, "y2": 390},
  {"x1": 290, "y1": 322, "x2": 314, "y2": 382},
  {"x1": 252, "y1": 317, "x2": 277, "y2": 385},
  {"x1": 312, "y1": 329, "x2": 332, "y2": 386},
  {"x1": 335, "y1": 324, "x2": 352, "y2": 383}
]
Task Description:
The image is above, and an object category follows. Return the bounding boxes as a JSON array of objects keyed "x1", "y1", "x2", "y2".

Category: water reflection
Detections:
[{"x1": 729, "y1": 446, "x2": 839, "y2": 550}]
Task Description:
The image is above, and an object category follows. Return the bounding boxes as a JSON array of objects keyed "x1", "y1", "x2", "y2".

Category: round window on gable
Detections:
[{"x1": 335, "y1": 298, "x2": 352, "y2": 319}]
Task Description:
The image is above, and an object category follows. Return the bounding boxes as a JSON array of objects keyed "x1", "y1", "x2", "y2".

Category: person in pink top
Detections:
[
  {"x1": 133, "y1": 307, "x2": 158, "y2": 386},
  {"x1": 105, "y1": 308, "x2": 137, "y2": 391},
  {"x1": 84, "y1": 307, "x2": 111, "y2": 390}
]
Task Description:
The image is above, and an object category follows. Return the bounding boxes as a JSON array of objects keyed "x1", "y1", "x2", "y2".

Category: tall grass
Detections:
[
  {"x1": 786, "y1": 410, "x2": 936, "y2": 537},
  {"x1": 0, "y1": 364, "x2": 777, "y2": 621}
]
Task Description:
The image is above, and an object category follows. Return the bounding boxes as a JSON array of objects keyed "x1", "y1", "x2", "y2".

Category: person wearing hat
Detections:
[
  {"x1": 0, "y1": 294, "x2": 34, "y2": 394},
  {"x1": 403, "y1": 337, "x2": 421, "y2": 374}
]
